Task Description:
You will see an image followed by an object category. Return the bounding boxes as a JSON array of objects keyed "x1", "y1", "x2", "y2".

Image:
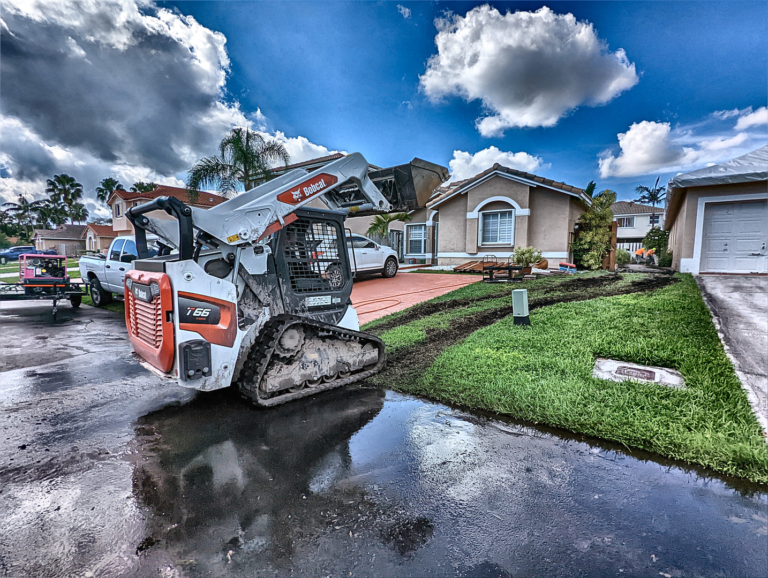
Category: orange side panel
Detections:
[
  {"x1": 124, "y1": 270, "x2": 175, "y2": 373},
  {"x1": 177, "y1": 291, "x2": 237, "y2": 347}
]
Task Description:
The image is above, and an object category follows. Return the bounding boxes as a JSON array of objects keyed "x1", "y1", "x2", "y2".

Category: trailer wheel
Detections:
[
  {"x1": 89, "y1": 278, "x2": 112, "y2": 306},
  {"x1": 70, "y1": 294, "x2": 82, "y2": 308}
]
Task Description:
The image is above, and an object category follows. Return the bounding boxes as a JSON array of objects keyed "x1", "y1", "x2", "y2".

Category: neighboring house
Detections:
[
  {"x1": 611, "y1": 202, "x2": 665, "y2": 253},
  {"x1": 424, "y1": 164, "x2": 590, "y2": 267},
  {"x1": 82, "y1": 224, "x2": 117, "y2": 253},
  {"x1": 108, "y1": 186, "x2": 227, "y2": 235},
  {"x1": 665, "y1": 146, "x2": 767, "y2": 274},
  {"x1": 31, "y1": 224, "x2": 86, "y2": 256}
]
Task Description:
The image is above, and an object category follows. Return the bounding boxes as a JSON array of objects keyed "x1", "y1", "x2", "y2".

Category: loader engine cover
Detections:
[{"x1": 124, "y1": 270, "x2": 175, "y2": 373}]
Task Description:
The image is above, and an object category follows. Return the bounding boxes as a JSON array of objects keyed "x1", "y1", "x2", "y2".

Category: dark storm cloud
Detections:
[{"x1": 0, "y1": 0, "x2": 246, "y2": 179}]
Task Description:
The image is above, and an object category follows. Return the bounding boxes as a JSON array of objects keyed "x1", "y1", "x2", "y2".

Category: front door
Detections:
[{"x1": 701, "y1": 200, "x2": 768, "y2": 273}]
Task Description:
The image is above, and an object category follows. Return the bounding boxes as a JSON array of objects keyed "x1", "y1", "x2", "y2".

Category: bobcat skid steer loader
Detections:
[{"x1": 123, "y1": 153, "x2": 448, "y2": 406}]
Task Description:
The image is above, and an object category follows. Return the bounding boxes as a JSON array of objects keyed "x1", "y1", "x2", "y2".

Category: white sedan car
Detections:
[{"x1": 346, "y1": 235, "x2": 399, "y2": 277}]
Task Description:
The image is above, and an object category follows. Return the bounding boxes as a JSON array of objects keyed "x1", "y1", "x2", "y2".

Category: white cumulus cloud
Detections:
[
  {"x1": 448, "y1": 147, "x2": 547, "y2": 181},
  {"x1": 397, "y1": 5, "x2": 411, "y2": 19},
  {"x1": 419, "y1": 6, "x2": 638, "y2": 136},
  {"x1": 263, "y1": 131, "x2": 346, "y2": 166},
  {"x1": 735, "y1": 106, "x2": 768, "y2": 131}
]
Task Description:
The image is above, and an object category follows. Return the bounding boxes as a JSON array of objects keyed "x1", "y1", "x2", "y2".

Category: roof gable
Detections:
[{"x1": 32, "y1": 224, "x2": 86, "y2": 240}]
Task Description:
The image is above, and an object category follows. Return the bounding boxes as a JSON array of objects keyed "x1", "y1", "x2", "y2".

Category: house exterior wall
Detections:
[
  {"x1": 35, "y1": 238, "x2": 84, "y2": 256},
  {"x1": 667, "y1": 181, "x2": 766, "y2": 271},
  {"x1": 433, "y1": 178, "x2": 583, "y2": 266},
  {"x1": 528, "y1": 188, "x2": 575, "y2": 254},
  {"x1": 85, "y1": 231, "x2": 115, "y2": 253},
  {"x1": 614, "y1": 213, "x2": 664, "y2": 240}
]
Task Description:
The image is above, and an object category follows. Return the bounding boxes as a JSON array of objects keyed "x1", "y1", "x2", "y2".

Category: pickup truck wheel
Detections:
[
  {"x1": 382, "y1": 257, "x2": 398, "y2": 278},
  {"x1": 89, "y1": 278, "x2": 112, "y2": 306},
  {"x1": 69, "y1": 294, "x2": 82, "y2": 308}
]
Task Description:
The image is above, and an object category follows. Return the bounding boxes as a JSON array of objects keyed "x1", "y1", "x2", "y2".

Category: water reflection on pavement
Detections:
[{"x1": 133, "y1": 388, "x2": 768, "y2": 578}]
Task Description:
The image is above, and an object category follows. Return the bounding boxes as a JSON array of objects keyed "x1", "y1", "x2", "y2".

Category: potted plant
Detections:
[{"x1": 512, "y1": 246, "x2": 543, "y2": 275}]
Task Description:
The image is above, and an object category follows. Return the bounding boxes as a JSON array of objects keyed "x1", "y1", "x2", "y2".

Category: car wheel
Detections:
[
  {"x1": 382, "y1": 257, "x2": 398, "y2": 278},
  {"x1": 89, "y1": 278, "x2": 112, "y2": 307},
  {"x1": 69, "y1": 294, "x2": 82, "y2": 308},
  {"x1": 326, "y1": 264, "x2": 344, "y2": 289}
]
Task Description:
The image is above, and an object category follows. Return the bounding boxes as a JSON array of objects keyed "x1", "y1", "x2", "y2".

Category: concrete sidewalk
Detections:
[{"x1": 696, "y1": 275, "x2": 768, "y2": 435}]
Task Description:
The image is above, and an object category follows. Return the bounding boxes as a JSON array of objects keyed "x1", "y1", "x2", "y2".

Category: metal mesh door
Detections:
[{"x1": 282, "y1": 218, "x2": 343, "y2": 293}]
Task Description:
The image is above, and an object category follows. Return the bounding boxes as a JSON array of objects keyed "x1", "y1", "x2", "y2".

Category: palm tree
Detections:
[
  {"x1": 130, "y1": 182, "x2": 158, "y2": 193},
  {"x1": 70, "y1": 203, "x2": 89, "y2": 224},
  {"x1": 584, "y1": 181, "x2": 596, "y2": 198},
  {"x1": 634, "y1": 177, "x2": 667, "y2": 224},
  {"x1": 2, "y1": 195, "x2": 43, "y2": 240},
  {"x1": 34, "y1": 199, "x2": 69, "y2": 229},
  {"x1": 96, "y1": 177, "x2": 125, "y2": 203},
  {"x1": 366, "y1": 213, "x2": 413, "y2": 246},
  {"x1": 187, "y1": 128, "x2": 290, "y2": 198},
  {"x1": 46, "y1": 174, "x2": 84, "y2": 223}
]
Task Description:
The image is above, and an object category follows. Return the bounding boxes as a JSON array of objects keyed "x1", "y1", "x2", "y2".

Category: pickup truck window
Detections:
[
  {"x1": 121, "y1": 240, "x2": 138, "y2": 263},
  {"x1": 109, "y1": 240, "x2": 125, "y2": 261}
]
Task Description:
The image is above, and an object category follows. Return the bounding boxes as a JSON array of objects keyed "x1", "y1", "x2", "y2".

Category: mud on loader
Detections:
[{"x1": 124, "y1": 154, "x2": 448, "y2": 406}]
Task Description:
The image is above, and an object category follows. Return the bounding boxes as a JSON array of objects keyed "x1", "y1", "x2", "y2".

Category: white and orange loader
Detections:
[{"x1": 123, "y1": 153, "x2": 448, "y2": 406}]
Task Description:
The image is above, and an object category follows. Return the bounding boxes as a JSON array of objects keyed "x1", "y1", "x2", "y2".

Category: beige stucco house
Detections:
[
  {"x1": 417, "y1": 165, "x2": 589, "y2": 266},
  {"x1": 666, "y1": 146, "x2": 767, "y2": 274},
  {"x1": 82, "y1": 224, "x2": 117, "y2": 253},
  {"x1": 108, "y1": 186, "x2": 227, "y2": 235},
  {"x1": 611, "y1": 201, "x2": 665, "y2": 253},
  {"x1": 32, "y1": 224, "x2": 86, "y2": 256}
]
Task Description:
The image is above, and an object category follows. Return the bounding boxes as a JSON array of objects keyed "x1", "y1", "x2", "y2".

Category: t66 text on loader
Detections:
[{"x1": 124, "y1": 153, "x2": 448, "y2": 406}]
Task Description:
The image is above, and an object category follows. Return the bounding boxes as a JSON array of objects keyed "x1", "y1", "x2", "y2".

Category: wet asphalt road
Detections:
[{"x1": 1, "y1": 302, "x2": 767, "y2": 578}]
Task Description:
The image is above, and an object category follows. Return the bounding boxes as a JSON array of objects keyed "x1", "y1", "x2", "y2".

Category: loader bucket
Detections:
[
  {"x1": 326, "y1": 158, "x2": 449, "y2": 217},
  {"x1": 369, "y1": 158, "x2": 450, "y2": 213}
]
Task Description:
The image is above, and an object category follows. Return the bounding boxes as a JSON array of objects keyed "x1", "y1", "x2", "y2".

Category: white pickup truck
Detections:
[{"x1": 79, "y1": 236, "x2": 156, "y2": 306}]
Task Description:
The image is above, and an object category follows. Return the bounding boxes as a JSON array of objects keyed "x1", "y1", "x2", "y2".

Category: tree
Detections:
[
  {"x1": 366, "y1": 213, "x2": 412, "y2": 245},
  {"x1": 70, "y1": 203, "x2": 89, "y2": 224},
  {"x1": 45, "y1": 174, "x2": 84, "y2": 223},
  {"x1": 34, "y1": 198, "x2": 68, "y2": 229},
  {"x1": 2, "y1": 194, "x2": 43, "y2": 240},
  {"x1": 96, "y1": 177, "x2": 125, "y2": 203},
  {"x1": 570, "y1": 189, "x2": 617, "y2": 270},
  {"x1": 89, "y1": 216, "x2": 113, "y2": 226},
  {"x1": 130, "y1": 181, "x2": 158, "y2": 193},
  {"x1": 187, "y1": 128, "x2": 290, "y2": 198},
  {"x1": 0, "y1": 231, "x2": 10, "y2": 249},
  {"x1": 634, "y1": 176, "x2": 666, "y2": 218},
  {"x1": 584, "y1": 181, "x2": 596, "y2": 198}
]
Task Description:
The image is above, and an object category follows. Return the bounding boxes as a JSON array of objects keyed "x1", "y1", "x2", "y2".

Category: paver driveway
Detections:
[{"x1": 351, "y1": 271, "x2": 480, "y2": 324}]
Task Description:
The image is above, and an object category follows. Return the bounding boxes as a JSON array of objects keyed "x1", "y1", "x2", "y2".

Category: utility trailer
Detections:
[{"x1": 0, "y1": 254, "x2": 87, "y2": 319}]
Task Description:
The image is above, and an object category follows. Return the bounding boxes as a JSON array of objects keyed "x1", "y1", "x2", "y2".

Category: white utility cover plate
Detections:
[{"x1": 592, "y1": 358, "x2": 685, "y2": 389}]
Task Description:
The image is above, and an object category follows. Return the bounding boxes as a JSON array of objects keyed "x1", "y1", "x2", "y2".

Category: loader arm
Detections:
[{"x1": 127, "y1": 153, "x2": 448, "y2": 258}]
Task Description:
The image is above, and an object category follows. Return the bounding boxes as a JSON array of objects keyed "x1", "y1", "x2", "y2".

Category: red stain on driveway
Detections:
[{"x1": 351, "y1": 272, "x2": 480, "y2": 325}]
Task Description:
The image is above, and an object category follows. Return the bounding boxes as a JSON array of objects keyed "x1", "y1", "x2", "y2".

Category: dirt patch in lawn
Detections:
[
  {"x1": 370, "y1": 273, "x2": 654, "y2": 333},
  {"x1": 368, "y1": 274, "x2": 677, "y2": 387}
]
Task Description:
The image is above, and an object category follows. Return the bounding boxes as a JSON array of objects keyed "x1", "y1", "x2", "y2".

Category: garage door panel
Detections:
[{"x1": 701, "y1": 200, "x2": 767, "y2": 273}]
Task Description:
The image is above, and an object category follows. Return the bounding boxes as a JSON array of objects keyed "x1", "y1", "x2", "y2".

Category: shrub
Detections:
[
  {"x1": 643, "y1": 227, "x2": 669, "y2": 253},
  {"x1": 570, "y1": 189, "x2": 617, "y2": 270},
  {"x1": 615, "y1": 248, "x2": 631, "y2": 266},
  {"x1": 513, "y1": 246, "x2": 543, "y2": 268},
  {"x1": 659, "y1": 250, "x2": 672, "y2": 267}
]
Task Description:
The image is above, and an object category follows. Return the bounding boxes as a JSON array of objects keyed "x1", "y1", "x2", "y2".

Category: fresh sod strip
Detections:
[{"x1": 397, "y1": 274, "x2": 767, "y2": 484}]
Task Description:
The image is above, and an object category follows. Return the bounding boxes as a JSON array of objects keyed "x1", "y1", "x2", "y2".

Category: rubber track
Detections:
[{"x1": 236, "y1": 314, "x2": 386, "y2": 407}]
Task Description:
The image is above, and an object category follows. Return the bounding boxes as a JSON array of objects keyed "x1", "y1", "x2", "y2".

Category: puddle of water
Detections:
[{"x1": 131, "y1": 387, "x2": 768, "y2": 577}]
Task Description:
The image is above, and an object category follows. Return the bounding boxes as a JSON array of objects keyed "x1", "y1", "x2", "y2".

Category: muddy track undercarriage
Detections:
[{"x1": 237, "y1": 315, "x2": 386, "y2": 407}]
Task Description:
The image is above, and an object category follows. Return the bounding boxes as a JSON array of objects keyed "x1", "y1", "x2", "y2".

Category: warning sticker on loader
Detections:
[{"x1": 277, "y1": 174, "x2": 338, "y2": 205}]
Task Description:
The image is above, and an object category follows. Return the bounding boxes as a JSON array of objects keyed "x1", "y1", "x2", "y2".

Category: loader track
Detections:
[{"x1": 236, "y1": 314, "x2": 386, "y2": 407}]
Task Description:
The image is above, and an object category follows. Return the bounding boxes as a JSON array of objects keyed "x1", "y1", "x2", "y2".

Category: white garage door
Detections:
[{"x1": 701, "y1": 200, "x2": 768, "y2": 273}]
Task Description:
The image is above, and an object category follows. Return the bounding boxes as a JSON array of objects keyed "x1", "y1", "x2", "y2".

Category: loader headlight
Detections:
[
  {"x1": 125, "y1": 278, "x2": 133, "y2": 290},
  {"x1": 150, "y1": 283, "x2": 160, "y2": 298}
]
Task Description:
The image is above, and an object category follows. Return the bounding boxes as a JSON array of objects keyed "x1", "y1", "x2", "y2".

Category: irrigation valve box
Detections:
[{"x1": 512, "y1": 289, "x2": 530, "y2": 326}]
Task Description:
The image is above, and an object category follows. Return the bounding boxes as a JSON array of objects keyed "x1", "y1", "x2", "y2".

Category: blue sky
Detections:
[
  {"x1": 1, "y1": 0, "x2": 766, "y2": 213},
  {"x1": 167, "y1": 0, "x2": 768, "y2": 199}
]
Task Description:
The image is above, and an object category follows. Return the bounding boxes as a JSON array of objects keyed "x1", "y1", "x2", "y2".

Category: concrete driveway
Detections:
[
  {"x1": 696, "y1": 275, "x2": 768, "y2": 434},
  {"x1": 1, "y1": 300, "x2": 767, "y2": 577},
  {"x1": 351, "y1": 272, "x2": 480, "y2": 325}
]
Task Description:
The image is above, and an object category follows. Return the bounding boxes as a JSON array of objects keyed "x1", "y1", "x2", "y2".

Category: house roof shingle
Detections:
[
  {"x1": 108, "y1": 186, "x2": 227, "y2": 208},
  {"x1": 32, "y1": 224, "x2": 86, "y2": 240},
  {"x1": 611, "y1": 201, "x2": 661, "y2": 215},
  {"x1": 83, "y1": 224, "x2": 117, "y2": 238},
  {"x1": 427, "y1": 164, "x2": 587, "y2": 208}
]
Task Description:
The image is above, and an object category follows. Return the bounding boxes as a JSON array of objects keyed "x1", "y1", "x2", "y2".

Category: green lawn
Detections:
[
  {"x1": 82, "y1": 293, "x2": 125, "y2": 314},
  {"x1": 386, "y1": 274, "x2": 768, "y2": 484},
  {"x1": 0, "y1": 258, "x2": 80, "y2": 274}
]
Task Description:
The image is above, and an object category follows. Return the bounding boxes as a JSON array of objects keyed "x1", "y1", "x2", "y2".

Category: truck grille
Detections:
[{"x1": 129, "y1": 294, "x2": 163, "y2": 348}]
